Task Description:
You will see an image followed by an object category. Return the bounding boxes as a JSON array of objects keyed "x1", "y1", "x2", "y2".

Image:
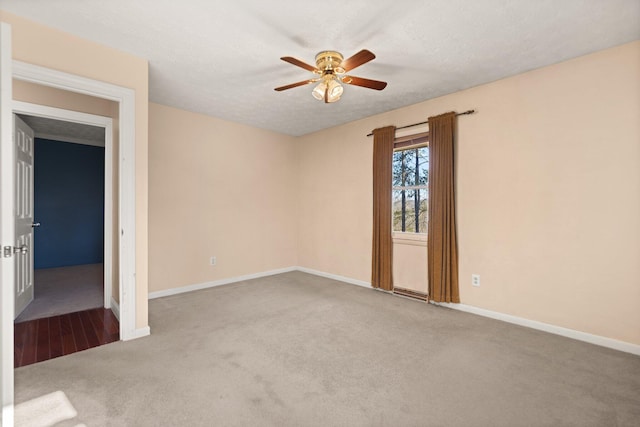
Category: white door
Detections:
[
  {"x1": 13, "y1": 115, "x2": 34, "y2": 318},
  {"x1": 1, "y1": 21, "x2": 15, "y2": 427}
]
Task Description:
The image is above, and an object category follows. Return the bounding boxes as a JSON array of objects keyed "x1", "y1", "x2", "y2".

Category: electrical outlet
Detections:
[
  {"x1": 210, "y1": 256, "x2": 216, "y2": 266},
  {"x1": 472, "y1": 274, "x2": 480, "y2": 287}
]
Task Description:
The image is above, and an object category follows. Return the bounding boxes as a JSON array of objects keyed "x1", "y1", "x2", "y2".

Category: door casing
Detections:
[
  {"x1": 10, "y1": 60, "x2": 141, "y2": 341},
  {"x1": 0, "y1": 22, "x2": 14, "y2": 427}
]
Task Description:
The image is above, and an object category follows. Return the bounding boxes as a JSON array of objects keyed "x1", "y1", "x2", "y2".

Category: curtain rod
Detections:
[{"x1": 366, "y1": 109, "x2": 476, "y2": 137}]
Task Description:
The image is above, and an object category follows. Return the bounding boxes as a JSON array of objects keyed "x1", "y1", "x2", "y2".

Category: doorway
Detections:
[
  {"x1": 14, "y1": 113, "x2": 109, "y2": 323},
  {"x1": 12, "y1": 102, "x2": 115, "y2": 316},
  {"x1": 11, "y1": 107, "x2": 119, "y2": 367}
]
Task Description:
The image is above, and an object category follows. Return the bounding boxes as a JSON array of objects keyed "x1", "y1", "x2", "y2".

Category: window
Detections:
[{"x1": 392, "y1": 143, "x2": 428, "y2": 234}]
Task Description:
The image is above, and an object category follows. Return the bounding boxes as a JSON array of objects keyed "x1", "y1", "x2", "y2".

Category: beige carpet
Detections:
[
  {"x1": 15, "y1": 264, "x2": 104, "y2": 323},
  {"x1": 14, "y1": 271, "x2": 640, "y2": 426}
]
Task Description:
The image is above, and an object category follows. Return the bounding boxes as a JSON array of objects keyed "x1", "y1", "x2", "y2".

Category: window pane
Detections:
[
  {"x1": 417, "y1": 147, "x2": 428, "y2": 185},
  {"x1": 415, "y1": 188, "x2": 428, "y2": 233},
  {"x1": 393, "y1": 146, "x2": 429, "y2": 188},
  {"x1": 393, "y1": 188, "x2": 428, "y2": 233},
  {"x1": 393, "y1": 189, "x2": 406, "y2": 232},
  {"x1": 392, "y1": 151, "x2": 407, "y2": 187}
]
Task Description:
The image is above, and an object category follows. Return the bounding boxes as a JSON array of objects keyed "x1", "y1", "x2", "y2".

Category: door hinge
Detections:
[{"x1": 3, "y1": 246, "x2": 12, "y2": 258}]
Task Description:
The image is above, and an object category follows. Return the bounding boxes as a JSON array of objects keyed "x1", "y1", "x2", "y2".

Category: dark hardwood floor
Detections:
[{"x1": 14, "y1": 307, "x2": 119, "y2": 368}]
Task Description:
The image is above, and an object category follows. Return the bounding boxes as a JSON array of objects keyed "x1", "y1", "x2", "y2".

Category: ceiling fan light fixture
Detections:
[
  {"x1": 312, "y1": 77, "x2": 343, "y2": 102},
  {"x1": 277, "y1": 49, "x2": 386, "y2": 103}
]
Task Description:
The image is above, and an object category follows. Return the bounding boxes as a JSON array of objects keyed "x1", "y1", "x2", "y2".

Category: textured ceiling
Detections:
[
  {"x1": 2, "y1": 0, "x2": 639, "y2": 136},
  {"x1": 18, "y1": 115, "x2": 105, "y2": 147}
]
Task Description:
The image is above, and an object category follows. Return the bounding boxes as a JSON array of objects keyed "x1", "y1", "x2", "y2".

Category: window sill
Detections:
[{"x1": 392, "y1": 232, "x2": 427, "y2": 247}]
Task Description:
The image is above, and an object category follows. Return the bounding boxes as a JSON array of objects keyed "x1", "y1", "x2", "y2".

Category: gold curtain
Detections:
[
  {"x1": 427, "y1": 112, "x2": 460, "y2": 302},
  {"x1": 371, "y1": 126, "x2": 395, "y2": 291}
]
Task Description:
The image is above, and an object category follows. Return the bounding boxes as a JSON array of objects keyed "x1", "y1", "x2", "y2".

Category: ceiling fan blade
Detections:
[
  {"x1": 274, "y1": 79, "x2": 318, "y2": 91},
  {"x1": 341, "y1": 75, "x2": 387, "y2": 90},
  {"x1": 280, "y1": 56, "x2": 319, "y2": 73},
  {"x1": 340, "y1": 49, "x2": 376, "y2": 72}
]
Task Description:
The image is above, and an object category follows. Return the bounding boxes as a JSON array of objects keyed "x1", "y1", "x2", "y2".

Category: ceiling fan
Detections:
[{"x1": 274, "y1": 49, "x2": 387, "y2": 103}]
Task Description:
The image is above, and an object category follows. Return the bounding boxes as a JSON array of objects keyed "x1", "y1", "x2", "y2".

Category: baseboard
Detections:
[
  {"x1": 110, "y1": 297, "x2": 120, "y2": 321},
  {"x1": 130, "y1": 326, "x2": 151, "y2": 340},
  {"x1": 148, "y1": 267, "x2": 298, "y2": 300},
  {"x1": 296, "y1": 267, "x2": 371, "y2": 288},
  {"x1": 111, "y1": 297, "x2": 149, "y2": 341},
  {"x1": 432, "y1": 301, "x2": 640, "y2": 356}
]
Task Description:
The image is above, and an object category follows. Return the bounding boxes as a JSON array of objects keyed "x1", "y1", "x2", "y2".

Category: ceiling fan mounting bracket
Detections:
[{"x1": 315, "y1": 51, "x2": 345, "y2": 74}]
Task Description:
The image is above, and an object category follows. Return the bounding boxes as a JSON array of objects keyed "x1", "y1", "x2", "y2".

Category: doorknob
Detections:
[{"x1": 32, "y1": 222, "x2": 40, "y2": 228}]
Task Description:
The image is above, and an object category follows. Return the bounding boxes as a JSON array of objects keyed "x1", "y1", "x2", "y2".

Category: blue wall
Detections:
[{"x1": 34, "y1": 138, "x2": 105, "y2": 269}]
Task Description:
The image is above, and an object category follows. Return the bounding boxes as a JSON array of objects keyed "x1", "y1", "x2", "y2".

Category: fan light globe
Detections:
[
  {"x1": 328, "y1": 80, "x2": 343, "y2": 99},
  {"x1": 312, "y1": 82, "x2": 327, "y2": 100}
]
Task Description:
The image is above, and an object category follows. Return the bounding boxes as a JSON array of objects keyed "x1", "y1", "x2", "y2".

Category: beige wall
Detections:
[
  {"x1": 393, "y1": 238, "x2": 428, "y2": 294},
  {"x1": 148, "y1": 103, "x2": 298, "y2": 292},
  {"x1": 297, "y1": 41, "x2": 640, "y2": 345},
  {"x1": 13, "y1": 80, "x2": 121, "y2": 303},
  {"x1": 13, "y1": 80, "x2": 115, "y2": 116},
  {"x1": 2, "y1": 11, "x2": 149, "y2": 329}
]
